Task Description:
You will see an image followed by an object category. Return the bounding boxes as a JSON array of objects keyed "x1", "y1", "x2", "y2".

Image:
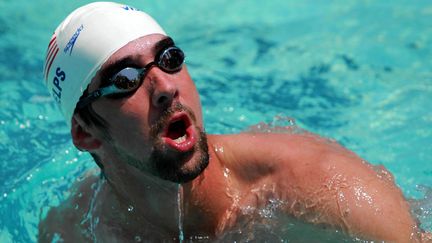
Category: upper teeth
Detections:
[{"x1": 174, "y1": 134, "x2": 187, "y2": 143}]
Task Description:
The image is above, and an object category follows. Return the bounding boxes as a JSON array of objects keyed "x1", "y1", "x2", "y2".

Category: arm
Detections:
[{"x1": 218, "y1": 133, "x2": 424, "y2": 242}]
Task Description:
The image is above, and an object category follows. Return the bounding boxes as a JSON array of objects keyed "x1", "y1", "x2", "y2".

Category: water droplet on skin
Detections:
[
  {"x1": 373, "y1": 165, "x2": 394, "y2": 183},
  {"x1": 214, "y1": 144, "x2": 224, "y2": 153},
  {"x1": 223, "y1": 167, "x2": 230, "y2": 178},
  {"x1": 90, "y1": 182, "x2": 97, "y2": 190},
  {"x1": 134, "y1": 235, "x2": 142, "y2": 242}
]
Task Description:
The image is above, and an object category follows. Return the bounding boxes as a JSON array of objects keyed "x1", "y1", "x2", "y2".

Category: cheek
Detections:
[
  {"x1": 108, "y1": 119, "x2": 154, "y2": 161},
  {"x1": 93, "y1": 87, "x2": 151, "y2": 128},
  {"x1": 93, "y1": 99, "x2": 153, "y2": 156},
  {"x1": 178, "y1": 78, "x2": 204, "y2": 124}
]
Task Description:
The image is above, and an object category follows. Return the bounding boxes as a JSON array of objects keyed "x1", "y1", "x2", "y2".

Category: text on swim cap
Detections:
[
  {"x1": 64, "y1": 25, "x2": 84, "y2": 56},
  {"x1": 52, "y1": 67, "x2": 66, "y2": 103}
]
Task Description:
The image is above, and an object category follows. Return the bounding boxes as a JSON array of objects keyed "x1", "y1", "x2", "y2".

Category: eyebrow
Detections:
[{"x1": 98, "y1": 37, "x2": 175, "y2": 87}]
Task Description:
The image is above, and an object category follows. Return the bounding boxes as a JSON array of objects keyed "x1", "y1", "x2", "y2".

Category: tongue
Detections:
[
  {"x1": 167, "y1": 120, "x2": 186, "y2": 140},
  {"x1": 163, "y1": 116, "x2": 197, "y2": 152}
]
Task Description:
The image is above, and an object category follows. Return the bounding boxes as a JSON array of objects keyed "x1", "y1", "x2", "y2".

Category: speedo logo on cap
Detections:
[{"x1": 64, "y1": 24, "x2": 84, "y2": 55}]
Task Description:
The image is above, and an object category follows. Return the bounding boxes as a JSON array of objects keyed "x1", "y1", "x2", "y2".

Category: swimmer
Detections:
[{"x1": 39, "y1": 2, "x2": 431, "y2": 242}]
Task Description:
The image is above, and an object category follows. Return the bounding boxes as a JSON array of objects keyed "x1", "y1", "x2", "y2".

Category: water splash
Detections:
[
  {"x1": 177, "y1": 184, "x2": 184, "y2": 242},
  {"x1": 244, "y1": 115, "x2": 304, "y2": 134},
  {"x1": 80, "y1": 177, "x2": 105, "y2": 242},
  {"x1": 134, "y1": 235, "x2": 142, "y2": 242},
  {"x1": 216, "y1": 165, "x2": 242, "y2": 235},
  {"x1": 409, "y1": 185, "x2": 432, "y2": 231}
]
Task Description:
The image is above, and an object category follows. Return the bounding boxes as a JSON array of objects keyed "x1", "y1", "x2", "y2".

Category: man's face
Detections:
[{"x1": 86, "y1": 34, "x2": 209, "y2": 183}]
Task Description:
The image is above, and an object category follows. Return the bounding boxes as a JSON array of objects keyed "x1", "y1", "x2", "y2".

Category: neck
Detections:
[
  {"x1": 98, "y1": 135, "x2": 234, "y2": 238},
  {"x1": 180, "y1": 137, "x2": 237, "y2": 237},
  {"x1": 102, "y1": 153, "x2": 181, "y2": 234}
]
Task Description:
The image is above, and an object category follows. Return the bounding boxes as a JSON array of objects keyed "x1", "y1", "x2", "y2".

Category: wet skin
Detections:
[{"x1": 38, "y1": 34, "x2": 431, "y2": 242}]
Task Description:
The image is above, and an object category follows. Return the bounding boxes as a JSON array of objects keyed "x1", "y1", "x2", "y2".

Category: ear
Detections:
[{"x1": 71, "y1": 115, "x2": 102, "y2": 151}]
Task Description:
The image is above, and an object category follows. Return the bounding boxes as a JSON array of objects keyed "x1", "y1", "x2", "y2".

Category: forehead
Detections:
[{"x1": 103, "y1": 34, "x2": 170, "y2": 68}]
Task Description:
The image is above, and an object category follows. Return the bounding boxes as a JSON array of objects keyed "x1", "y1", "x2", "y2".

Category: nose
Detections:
[{"x1": 149, "y1": 68, "x2": 178, "y2": 108}]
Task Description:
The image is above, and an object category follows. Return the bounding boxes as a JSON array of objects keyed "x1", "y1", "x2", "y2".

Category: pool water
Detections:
[{"x1": 0, "y1": 0, "x2": 431, "y2": 242}]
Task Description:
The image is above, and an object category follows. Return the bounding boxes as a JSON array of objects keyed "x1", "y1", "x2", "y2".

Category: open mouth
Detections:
[{"x1": 162, "y1": 113, "x2": 197, "y2": 152}]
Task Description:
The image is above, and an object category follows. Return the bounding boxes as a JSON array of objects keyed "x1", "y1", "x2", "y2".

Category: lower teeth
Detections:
[{"x1": 174, "y1": 134, "x2": 187, "y2": 143}]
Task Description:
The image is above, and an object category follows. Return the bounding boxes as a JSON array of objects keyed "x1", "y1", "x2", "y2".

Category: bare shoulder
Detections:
[
  {"x1": 38, "y1": 169, "x2": 101, "y2": 242},
  {"x1": 211, "y1": 132, "x2": 398, "y2": 196},
  {"x1": 210, "y1": 132, "x2": 362, "y2": 172},
  {"x1": 210, "y1": 133, "x2": 425, "y2": 241},
  {"x1": 211, "y1": 132, "x2": 352, "y2": 155}
]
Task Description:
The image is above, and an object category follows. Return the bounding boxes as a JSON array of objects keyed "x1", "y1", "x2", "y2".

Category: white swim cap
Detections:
[{"x1": 43, "y1": 2, "x2": 166, "y2": 125}]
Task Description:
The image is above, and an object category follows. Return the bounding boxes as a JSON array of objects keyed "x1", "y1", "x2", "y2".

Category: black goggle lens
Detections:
[
  {"x1": 157, "y1": 46, "x2": 185, "y2": 73},
  {"x1": 113, "y1": 69, "x2": 141, "y2": 90},
  {"x1": 110, "y1": 46, "x2": 185, "y2": 92}
]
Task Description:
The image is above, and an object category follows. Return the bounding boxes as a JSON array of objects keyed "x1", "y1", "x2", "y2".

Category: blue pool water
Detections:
[{"x1": 0, "y1": 0, "x2": 431, "y2": 241}]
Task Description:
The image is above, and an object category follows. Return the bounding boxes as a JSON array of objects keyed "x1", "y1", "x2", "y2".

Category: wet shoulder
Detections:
[
  {"x1": 38, "y1": 169, "x2": 102, "y2": 242},
  {"x1": 208, "y1": 133, "x2": 359, "y2": 181},
  {"x1": 210, "y1": 132, "x2": 348, "y2": 159}
]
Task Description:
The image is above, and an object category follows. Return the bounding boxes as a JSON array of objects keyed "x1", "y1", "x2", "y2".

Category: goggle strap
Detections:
[{"x1": 77, "y1": 91, "x2": 100, "y2": 109}]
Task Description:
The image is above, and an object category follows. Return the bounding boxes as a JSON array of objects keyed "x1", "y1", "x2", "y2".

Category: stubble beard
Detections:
[
  {"x1": 150, "y1": 128, "x2": 209, "y2": 183},
  {"x1": 149, "y1": 103, "x2": 209, "y2": 183},
  {"x1": 112, "y1": 103, "x2": 210, "y2": 184}
]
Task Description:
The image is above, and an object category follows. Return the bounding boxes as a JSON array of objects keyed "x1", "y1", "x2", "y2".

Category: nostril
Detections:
[
  {"x1": 151, "y1": 80, "x2": 178, "y2": 107},
  {"x1": 157, "y1": 95, "x2": 168, "y2": 105}
]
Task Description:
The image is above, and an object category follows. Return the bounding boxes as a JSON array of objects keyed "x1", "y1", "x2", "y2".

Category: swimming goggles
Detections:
[{"x1": 76, "y1": 45, "x2": 185, "y2": 109}]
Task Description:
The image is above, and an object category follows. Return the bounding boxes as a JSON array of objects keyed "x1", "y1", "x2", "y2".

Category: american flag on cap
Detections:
[{"x1": 44, "y1": 34, "x2": 59, "y2": 82}]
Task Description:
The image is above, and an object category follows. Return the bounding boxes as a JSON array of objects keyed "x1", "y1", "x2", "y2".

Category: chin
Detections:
[
  {"x1": 151, "y1": 129, "x2": 209, "y2": 184},
  {"x1": 175, "y1": 150, "x2": 210, "y2": 183}
]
